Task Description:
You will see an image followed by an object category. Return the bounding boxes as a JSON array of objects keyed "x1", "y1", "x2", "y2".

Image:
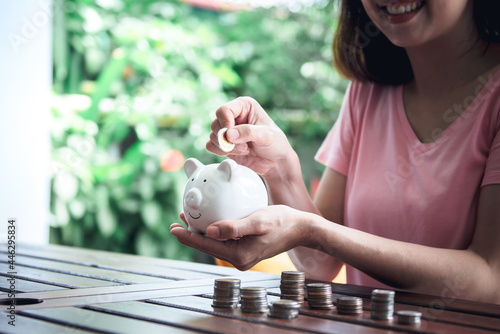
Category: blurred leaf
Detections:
[
  {"x1": 97, "y1": 206, "x2": 117, "y2": 237},
  {"x1": 138, "y1": 177, "x2": 155, "y2": 200},
  {"x1": 97, "y1": 112, "x2": 130, "y2": 147},
  {"x1": 53, "y1": 0, "x2": 68, "y2": 93},
  {"x1": 53, "y1": 172, "x2": 79, "y2": 202},
  {"x1": 54, "y1": 199, "x2": 70, "y2": 227},
  {"x1": 140, "y1": 201, "x2": 162, "y2": 229},
  {"x1": 82, "y1": 47, "x2": 130, "y2": 121},
  {"x1": 135, "y1": 230, "x2": 159, "y2": 257},
  {"x1": 69, "y1": 199, "x2": 86, "y2": 219}
]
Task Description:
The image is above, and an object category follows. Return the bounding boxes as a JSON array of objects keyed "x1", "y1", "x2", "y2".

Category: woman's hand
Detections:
[
  {"x1": 170, "y1": 205, "x2": 312, "y2": 271},
  {"x1": 207, "y1": 97, "x2": 295, "y2": 179}
]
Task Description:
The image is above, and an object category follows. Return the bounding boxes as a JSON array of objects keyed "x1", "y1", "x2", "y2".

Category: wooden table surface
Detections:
[{"x1": 1, "y1": 243, "x2": 499, "y2": 334}]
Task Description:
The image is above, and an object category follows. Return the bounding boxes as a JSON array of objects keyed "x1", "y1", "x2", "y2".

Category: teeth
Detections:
[{"x1": 386, "y1": 1, "x2": 422, "y2": 15}]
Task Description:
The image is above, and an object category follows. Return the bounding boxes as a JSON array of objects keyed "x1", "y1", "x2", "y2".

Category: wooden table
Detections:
[{"x1": 1, "y1": 243, "x2": 499, "y2": 333}]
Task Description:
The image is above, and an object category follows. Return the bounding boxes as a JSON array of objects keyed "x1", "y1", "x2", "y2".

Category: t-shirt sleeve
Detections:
[
  {"x1": 314, "y1": 81, "x2": 357, "y2": 176},
  {"x1": 482, "y1": 113, "x2": 500, "y2": 186}
]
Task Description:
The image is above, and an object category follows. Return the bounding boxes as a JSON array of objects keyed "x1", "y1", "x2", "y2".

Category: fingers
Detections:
[
  {"x1": 228, "y1": 124, "x2": 277, "y2": 146},
  {"x1": 206, "y1": 127, "x2": 250, "y2": 156},
  {"x1": 215, "y1": 97, "x2": 261, "y2": 129},
  {"x1": 170, "y1": 224, "x2": 235, "y2": 262},
  {"x1": 170, "y1": 223, "x2": 184, "y2": 231},
  {"x1": 179, "y1": 212, "x2": 188, "y2": 227},
  {"x1": 170, "y1": 224, "x2": 259, "y2": 271},
  {"x1": 207, "y1": 124, "x2": 278, "y2": 155},
  {"x1": 206, "y1": 217, "x2": 269, "y2": 241},
  {"x1": 207, "y1": 97, "x2": 272, "y2": 156}
]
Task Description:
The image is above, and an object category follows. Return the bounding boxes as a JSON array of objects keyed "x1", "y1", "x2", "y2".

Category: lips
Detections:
[
  {"x1": 382, "y1": 1, "x2": 425, "y2": 15},
  {"x1": 378, "y1": 1, "x2": 425, "y2": 24},
  {"x1": 382, "y1": 1, "x2": 424, "y2": 15}
]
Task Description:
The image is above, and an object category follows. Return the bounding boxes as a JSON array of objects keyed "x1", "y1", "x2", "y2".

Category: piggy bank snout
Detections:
[{"x1": 185, "y1": 188, "x2": 203, "y2": 209}]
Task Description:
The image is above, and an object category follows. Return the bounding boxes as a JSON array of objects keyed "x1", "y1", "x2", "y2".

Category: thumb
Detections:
[
  {"x1": 206, "y1": 218, "x2": 266, "y2": 240},
  {"x1": 226, "y1": 124, "x2": 276, "y2": 146}
]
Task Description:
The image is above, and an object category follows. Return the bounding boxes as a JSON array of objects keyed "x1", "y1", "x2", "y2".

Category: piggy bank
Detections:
[{"x1": 182, "y1": 158, "x2": 268, "y2": 235}]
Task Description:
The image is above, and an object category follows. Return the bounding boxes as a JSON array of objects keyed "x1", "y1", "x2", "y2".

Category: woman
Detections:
[{"x1": 171, "y1": 0, "x2": 500, "y2": 303}]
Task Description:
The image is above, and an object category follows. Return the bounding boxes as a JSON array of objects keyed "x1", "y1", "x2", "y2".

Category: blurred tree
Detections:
[{"x1": 49, "y1": 0, "x2": 348, "y2": 261}]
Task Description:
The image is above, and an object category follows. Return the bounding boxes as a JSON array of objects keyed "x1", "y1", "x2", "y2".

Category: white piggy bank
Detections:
[{"x1": 182, "y1": 158, "x2": 268, "y2": 235}]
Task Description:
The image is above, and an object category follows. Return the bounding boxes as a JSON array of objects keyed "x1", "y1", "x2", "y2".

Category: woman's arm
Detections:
[
  {"x1": 303, "y1": 184, "x2": 500, "y2": 303},
  {"x1": 204, "y1": 97, "x2": 349, "y2": 279},
  {"x1": 171, "y1": 183, "x2": 500, "y2": 303},
  {"x1": 265, "y1": 160, "x2": 347, "y2": 281}
]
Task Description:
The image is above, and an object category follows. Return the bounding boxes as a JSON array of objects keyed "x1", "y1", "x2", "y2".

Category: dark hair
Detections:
[{"x1": 333, "y1": 0, "x2": 500, "y2": 85}]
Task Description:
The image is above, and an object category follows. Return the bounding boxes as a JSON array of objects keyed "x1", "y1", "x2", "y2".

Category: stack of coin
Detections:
[
  {"x1": 240, "y1": 287, "x2": 269, "y2": 313},
  {"x1": 336, "y1": 296, "x2": 363, "y2": 315},
  {"x1": 280, "y1": 271, "x2": 306, "y2": 302},
  {"x1": 396, "y1": 310, "x2": 422, "y2": 325},
  {"x1": 212, "y1": 278, "x2": 241, "y2": 308},
  {"x1": 306, "y1": 283, "x2": 334, "y2": 309},
  {"x1": 370, "y1": 289, "x2": 395, "y2": 320},
  {"x1": 268, "y1": 300, "x2": 301, "y2": 319}
]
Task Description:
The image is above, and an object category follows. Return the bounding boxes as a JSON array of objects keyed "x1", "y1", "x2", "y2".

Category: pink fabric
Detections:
[{"x1": 315, "y1": 71, "x2": 500, "y2": 288}]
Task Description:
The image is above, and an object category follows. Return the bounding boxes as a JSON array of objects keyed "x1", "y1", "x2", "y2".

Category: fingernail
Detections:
[
  {"x1": 227, "y1": 128, "x2": 239, "y2": 141},
  {"x1": 206, "y1": 226, "x2": 220, "y2": 239}
]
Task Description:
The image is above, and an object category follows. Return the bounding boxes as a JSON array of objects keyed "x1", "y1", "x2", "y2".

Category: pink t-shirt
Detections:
[{"x1": 315, "y1": 71, "x2": 500, "y2": 288}]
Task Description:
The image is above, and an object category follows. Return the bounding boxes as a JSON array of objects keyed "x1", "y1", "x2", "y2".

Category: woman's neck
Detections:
[{"x1": 405, "y1": 23, "x2": 500, "y2": 98}]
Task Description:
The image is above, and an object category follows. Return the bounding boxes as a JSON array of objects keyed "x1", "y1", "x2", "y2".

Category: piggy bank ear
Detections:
[
  {"x1": 217, "y1": 159, "x2": 237, "y2": 182},
  {"x1": 184, "y1": 158, "x2": 204, "y2": 178}
]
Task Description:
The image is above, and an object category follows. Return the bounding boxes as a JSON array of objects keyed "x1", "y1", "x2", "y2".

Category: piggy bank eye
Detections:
[
  {"x1": 204, "y1": 179, "x2": 207, "y2": 182},
  {"x1": 191, "y1": 178, "x2": 194, "y2": 181}
]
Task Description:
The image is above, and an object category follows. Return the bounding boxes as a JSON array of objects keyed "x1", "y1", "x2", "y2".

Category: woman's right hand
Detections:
[{"x1": 207, "y1": 97, "x2": 296, "y2": 179}]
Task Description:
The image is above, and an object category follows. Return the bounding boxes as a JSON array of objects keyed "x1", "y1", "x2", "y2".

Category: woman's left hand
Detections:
[{"x1": 170, "y1": 205, "x2": 312, "y2": 271}]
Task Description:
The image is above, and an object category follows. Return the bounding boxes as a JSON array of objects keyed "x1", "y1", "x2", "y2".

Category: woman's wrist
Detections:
[
  {"x1": 300, "y1": 213, "x2": 341, "y2": 256},
  {"x1": 296, "y1": 211, "x2": 319, "y2": 248},
  {"x1": 263, "y1": 150, "x2": 302, "y2": 188}
]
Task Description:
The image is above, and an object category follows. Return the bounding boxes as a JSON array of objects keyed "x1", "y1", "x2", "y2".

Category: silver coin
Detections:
[
  {"x1": 268, "y1": 300, "x2": 300, "y2": 319},
  {"x1": 396, "y1": 310, "x2": 422, "y2": 325},
  {"x1": 217, "y1": 128, "x2": 235, "y2": 153},
  {"x1": 280, "y1": 271, "x2": 305, "y2": 302}
]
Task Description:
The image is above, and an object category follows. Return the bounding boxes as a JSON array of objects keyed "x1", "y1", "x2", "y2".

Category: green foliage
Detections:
[{"x1": 49, "y1": 0, "x2": 348, "y2": 262}]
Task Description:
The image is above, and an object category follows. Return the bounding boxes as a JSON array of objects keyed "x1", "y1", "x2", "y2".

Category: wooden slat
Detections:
[
  {"x1": 243, "y1": 287, "x2": 500, "y2": 332},
  {"x1": 331, "y1": 292, "x2": 500, "y2": 332},
  {"x1": 12, "y1": 276, "x2": 280, "y2": 311},
  {"x1": 0, "y1": 249, "x2": 221, "y2": 281},
  {"x1": 324, "y1": 280, "x2": 500, "y2": 318},
  {"x1": 0, "y1": 277, "x2": 67, "y2": 293},
  {"x1": 89, "y1": 300, "x2": 388, "y2": 334},
  {"x1": 0, "y1": 264, "x2": 121, "y2": 289},
  {"x1": 19, "y1": 307, "x2": 198, "y2": 334},
  {"x1": 271, "y1": 286, "x2": 500, "y2": 333},
  {"x1": 14, "y1": 274, "x2": 277, "y2": 300},
  {"x1": 298, "y1": 304, "x2": 496, "y2": 334},
  {"x1": 1, "y1": 255, "x2": 174, "y2": 284},
  {"x1": 152, "y1": 295, "x2": 498, "y2": 334},
  {"x1": 3, "y1": 314, "x2": 99, "y2": 334},
  {"x1": 147, "y1": 296, "x2": 401, "y2": 334},
  {"x1": 12, "y1": 243, "x2": 240, "y2": 276},
  {"x1": 3, "y1": 251, "x2": 223, "y2": 282}
]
